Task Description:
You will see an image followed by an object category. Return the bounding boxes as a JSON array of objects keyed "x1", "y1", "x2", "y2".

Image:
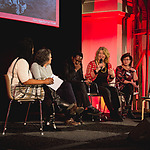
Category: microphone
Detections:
[
  {"x1": 99, "y1": 59, "x2": 102, "y2": 63},
  {"x1": 99, "y1": 59, "x2": 103, "y2": 69}
]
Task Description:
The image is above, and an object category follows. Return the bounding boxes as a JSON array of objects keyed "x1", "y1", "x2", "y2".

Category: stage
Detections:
[{"x1": 0, "y1": 116, "x2": 149, "y2": 150}]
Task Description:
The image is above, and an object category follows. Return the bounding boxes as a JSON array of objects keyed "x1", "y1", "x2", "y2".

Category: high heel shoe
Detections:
[{"x1": 110, "y1": 110, "x2": 123, "y2": 122}]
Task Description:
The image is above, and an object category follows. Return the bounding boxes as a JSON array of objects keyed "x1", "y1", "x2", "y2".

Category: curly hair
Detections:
[
  {"x1": 95, "y1": 47, "x2": 110, "y2": 63},
  {"x1": 34, "y1": 48, "x2": 51, "y2": 66}
]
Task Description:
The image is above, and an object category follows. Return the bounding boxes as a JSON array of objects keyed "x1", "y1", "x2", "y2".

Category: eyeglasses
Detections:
[
  {"x1": 75, "y1": 59, "x2": 82, "y2": 63},
  {"x1": 123, "y1": 59, "x2": 130, "y2": 61}
]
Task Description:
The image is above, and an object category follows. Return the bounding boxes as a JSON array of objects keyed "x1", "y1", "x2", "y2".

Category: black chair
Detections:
[{"x1": 87, "y1": 82, "x2": 107, "y2": 121}]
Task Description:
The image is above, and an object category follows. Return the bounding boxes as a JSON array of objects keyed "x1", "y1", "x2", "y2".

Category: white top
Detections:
[{"x1": 7, "y1": 58, "x2": 32, "y2": 86}]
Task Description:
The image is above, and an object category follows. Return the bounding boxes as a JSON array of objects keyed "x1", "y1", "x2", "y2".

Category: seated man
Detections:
[{"x1": 59, "y1": 51, "x2": 100, "y2": 115}]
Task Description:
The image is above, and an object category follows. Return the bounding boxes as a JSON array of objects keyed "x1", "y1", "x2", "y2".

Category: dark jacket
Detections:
[{"x1": 60, "y1": 58, "x2": 84, "y2": 82}]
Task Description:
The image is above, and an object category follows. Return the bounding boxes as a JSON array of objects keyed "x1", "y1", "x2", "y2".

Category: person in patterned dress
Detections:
[
  {"x1": 86, "y1": 47, "x2": 123, "y2": 122},
  {"x1": 115, "y1": 53, "x2": 139, "y2": 119}
]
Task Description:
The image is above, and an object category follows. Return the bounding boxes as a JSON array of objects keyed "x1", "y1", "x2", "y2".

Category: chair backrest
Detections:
[
  {"x1": 87, "y1": 82, "x2": 100, "y2": 96},
  {"x1": 4, "y1": 74, "x2": 13, "y2": 100}
]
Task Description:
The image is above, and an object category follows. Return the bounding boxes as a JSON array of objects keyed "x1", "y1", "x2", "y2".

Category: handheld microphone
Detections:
[
  {"x1": 99, "y1": 59, "x2": 102, "y2": 63},
  {"x1": 99, "y1": 59, "x2": 103, "y2": 69}
]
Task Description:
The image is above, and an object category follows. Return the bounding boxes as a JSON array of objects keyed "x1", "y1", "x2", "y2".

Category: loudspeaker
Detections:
[{"x1": 128, "y1": 118, "x2": 150, "y2": 142}]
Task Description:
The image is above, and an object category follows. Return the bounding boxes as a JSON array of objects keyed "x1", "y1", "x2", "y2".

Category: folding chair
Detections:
[
  {"x1": 141, "y1": 86, "x2": 150, "y2": 120},
  {"x1": 2, "y1": 74, "x2": 47, "y2": 135}
]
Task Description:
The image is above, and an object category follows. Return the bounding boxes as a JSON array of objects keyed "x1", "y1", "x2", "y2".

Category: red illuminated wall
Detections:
[
  {"x1": 94, "y1": 0, "x2": 118, "y2": 11},
  {"x1": 82, "y1": 0, "x2": 149, "y2": 111},
  {"x1": 82, "y1": 0, "x2": 127, "y2": 113},
  {"x1": 82, "y1": 10, "x2": 125, "y2": 74},
  {"x1": 89, "y1": 96, "x2": 109, "y2": 113}
]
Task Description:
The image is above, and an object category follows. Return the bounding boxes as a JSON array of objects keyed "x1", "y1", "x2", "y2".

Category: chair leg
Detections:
[
  {"x1": 24, "y1": 102, "x2": 31, "y2": 125},
  {"x1": 99, "y1": 96, "x2": 108, "y2": 121},
  {"x1": 141, "y1": 100, "x2": 145, "y2": 120},
  {"x1": 2, "y1": 100, "x2": 13, "y2": 135},
  {"x1": 89, "y1": 96, "x2": 95, "y2": 121},
  {"x1": 39, "y1": 101, "x2": 44, "y2": 135},
  {"x1": 50, "y1": 102, "x2": 57, "y2": 129},
  {"x1": 98, "y1": 96, "x2": 102, "y2": 121}
]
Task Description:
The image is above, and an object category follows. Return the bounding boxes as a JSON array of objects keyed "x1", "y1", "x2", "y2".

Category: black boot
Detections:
[
  {"x1": 52, "y1": 91, "x2": 75, "y2": 111},
  {"x1": 55, "y1": 100, "x2": 75, "y2": 113},
  {"x1": 110, "y1": 110, "x2": 123, "y2": 122},
  {"x1": 127, "y1": 106, "x2": 136, "y2": 119}
]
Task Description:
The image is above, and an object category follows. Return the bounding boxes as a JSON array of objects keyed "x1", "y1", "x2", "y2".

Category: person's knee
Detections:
[
  {"x1": 127, "y1": 84, "x2": 133, "y2": 91},
  {"x1": 99, "y1": 87, "x2": 111, "y2": 98},
  {"x1": 110, "y1": 87, "x2": 118, "y2": 93}
]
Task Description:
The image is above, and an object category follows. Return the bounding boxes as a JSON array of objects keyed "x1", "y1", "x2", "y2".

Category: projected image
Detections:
[
  {"x1": 0, "y1": 0, "x2": 59, "y2": 27},
  {"x1": 0, "y1": 0, "x2": 27, "y2": 15}
]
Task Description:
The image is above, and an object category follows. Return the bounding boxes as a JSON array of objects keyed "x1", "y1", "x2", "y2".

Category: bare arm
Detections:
[{"x1": 23, "y1": 78, "x2": 54, "y2": 85}]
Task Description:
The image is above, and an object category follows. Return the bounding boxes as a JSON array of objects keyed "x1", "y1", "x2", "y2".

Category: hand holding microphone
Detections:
[{"x1": 96, "y1": 59, "x2": 103, "y2": 73}]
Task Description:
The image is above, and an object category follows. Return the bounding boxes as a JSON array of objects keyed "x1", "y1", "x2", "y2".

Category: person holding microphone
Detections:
[{"x1": 86, "y1": 47, "x2": 123, "y2": 121}]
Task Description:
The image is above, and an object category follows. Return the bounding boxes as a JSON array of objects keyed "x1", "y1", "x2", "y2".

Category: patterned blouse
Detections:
[
  {"x1": 85, "y1": 60, "x2": 112, "y2": 83},
  {"x1": 115, "y1": 65, "x2": 135, "y2": 90}
]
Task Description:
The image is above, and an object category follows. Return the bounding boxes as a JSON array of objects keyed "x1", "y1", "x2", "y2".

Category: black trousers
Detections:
[
  {"x1": 70, "y1": 81, "x2": 91, "y2": 108},
  {"x1": 57, "y1": 81, "x2": 77, "y2": 104},
  {"x1": 121, "y1": 83, "x2": 133, "y2": 106},
  {"x1": 43, "y1": 85, "x2": 53, "y2": 119},
  {"x1": 97, "y1": 85, "x2": 120, "y2": 112},
  {"x1": 43, "y1": 85, "x2": 71, "y2": 120}
]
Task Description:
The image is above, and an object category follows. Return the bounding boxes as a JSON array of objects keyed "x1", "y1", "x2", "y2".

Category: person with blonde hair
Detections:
[{"x1": 86, "y1": 47, "x2": 123, "y2": 121}]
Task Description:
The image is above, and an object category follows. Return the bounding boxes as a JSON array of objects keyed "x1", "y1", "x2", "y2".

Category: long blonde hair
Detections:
[{"x1": 95, "y1": 47, "x2": 110, "y2": 64}]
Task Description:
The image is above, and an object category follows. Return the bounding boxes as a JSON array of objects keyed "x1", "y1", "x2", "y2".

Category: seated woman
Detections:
[
  {"x1": 115, "y1": 53, "x2": 139, "y2": 119},
  {"x1": 7, "y1": 38, "x2": 56, "y2": 130},
  {"x1": 31, "y1": 48, "x2": 83, "y2": 126},
  {"x1": 86, "y1": 47, "x2": 123, "y2": 121},
  {"x1": 7, "y1": 38, "x2": 77, "y2": 130}
]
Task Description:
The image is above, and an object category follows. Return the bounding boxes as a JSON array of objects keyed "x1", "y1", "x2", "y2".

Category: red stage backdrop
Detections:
[{"x1": 82, "y1": 0, "x2": 135, "y2": 113}]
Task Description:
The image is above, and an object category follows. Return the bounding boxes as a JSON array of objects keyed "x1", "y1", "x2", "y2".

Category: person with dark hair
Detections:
[
  {"x1": 116, "y1": 53, "x2": 139, "y2": 119},
  {"x1": 7, "y1": 38, "x2": 51, "y2": 88},
  {"x1": 31, "y1": 49, "x2": 84, "y2": 126},
  {"x1": 7, "y1": 38, "x2": 53, "y2": 126},
  {"x1": 59, "y1": 51, "x2": 100, "y2": 115},
  {"x1": 15, "y1": 37, "x2": 34, "y2": 65},
  {"x1": 86, "y1": 47, "x2": 123, "y2": 122},
  {"x1": 7, "y1": 38, "x2": 76, "y2": 130}
]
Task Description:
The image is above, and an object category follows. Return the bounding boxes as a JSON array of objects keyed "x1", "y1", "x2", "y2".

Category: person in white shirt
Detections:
[
  {"x1": 7, "y1": 38, "x2": 76, "y2": 130},
  {"x1": 7, "y1": 38, "x2": 52, "y2": 99}
]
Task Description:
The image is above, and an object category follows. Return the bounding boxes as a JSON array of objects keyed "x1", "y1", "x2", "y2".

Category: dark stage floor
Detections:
[{"x1": 0, "y1": 115, "x2": 150, "y2": 150}]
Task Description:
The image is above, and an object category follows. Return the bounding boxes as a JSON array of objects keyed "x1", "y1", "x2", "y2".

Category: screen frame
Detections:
[{"x1": 0, "y1": 0, "x2": 59, "y2": 28}]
